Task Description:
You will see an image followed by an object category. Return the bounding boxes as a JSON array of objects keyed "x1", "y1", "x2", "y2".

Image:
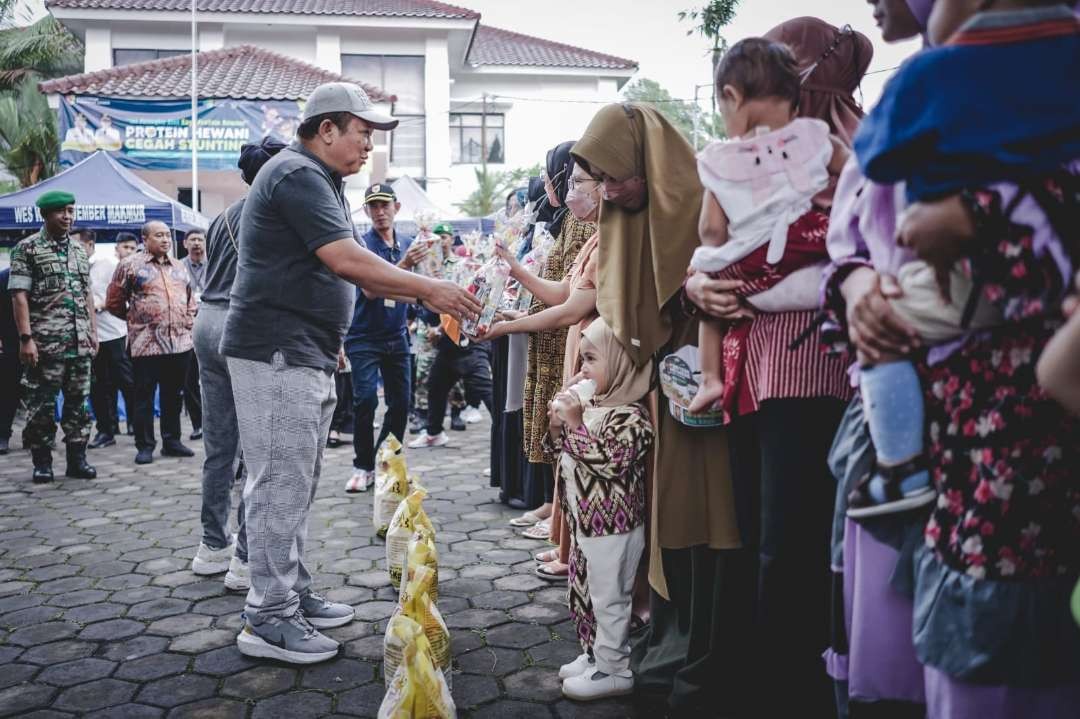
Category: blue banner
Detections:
[{"x1": 59, "y1": 96, "x2": 302, "y2": 171}]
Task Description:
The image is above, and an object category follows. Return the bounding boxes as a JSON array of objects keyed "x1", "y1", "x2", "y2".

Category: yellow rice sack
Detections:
[
  {"x1": 384, "y1": 565, "x2": 451, "y2": 690},
  {"x1": 378, "y1": 615, "x2": 456, "y2": 719},
  {"x1": 399, "y1": 527, "x2": 439, "y2": 604},
  {"x1": 386, "y1": 487, "x2": 434, "y2": 589},
  {"x1": 373, "y1": 436, "x2": 410, "y2": 538}
]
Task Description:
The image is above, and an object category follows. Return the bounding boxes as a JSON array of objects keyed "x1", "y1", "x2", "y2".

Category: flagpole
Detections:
[{"x1": 190, "y1": 0, "x2": 199, "y2": 214}]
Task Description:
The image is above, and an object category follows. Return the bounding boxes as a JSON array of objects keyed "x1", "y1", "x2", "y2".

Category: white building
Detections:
[{"x1": 43, "y1": 0, "x2": 637, "y2": 216}]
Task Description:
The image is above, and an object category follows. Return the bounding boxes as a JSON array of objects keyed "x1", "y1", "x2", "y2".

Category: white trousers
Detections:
[{"x1": 577, "y1": 526, "x2": 645, "y2": 676}]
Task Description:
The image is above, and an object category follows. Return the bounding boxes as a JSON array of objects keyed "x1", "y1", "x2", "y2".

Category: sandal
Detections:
[
  {"x1": 535, "y1": 562, "x2": 568, "y2": 582},
  {"x1": 846, "y1": 456, "x2": 936, "y2": 519},
  {"x1": 509, "y1": 510, "x2": 546, "y2": 527},
  {"x1": 521, "y1": 521, "x2": 551, "y2": 540},
  {"x1": 535, "y1": 549, "x2": 559, "y2": 563},
  {"x1": 630, "y1": 614, "x2": 648, "y2": 633},
  {"x1": 326, "y1": 431, "x2": 343, "y2": 448}
]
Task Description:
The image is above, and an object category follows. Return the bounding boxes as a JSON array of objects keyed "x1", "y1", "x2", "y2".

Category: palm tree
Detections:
[{"x1": 0, "y1": 0, "x2": 82, "y2": 186}]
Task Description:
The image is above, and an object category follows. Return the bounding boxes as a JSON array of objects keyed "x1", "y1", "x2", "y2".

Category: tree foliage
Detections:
[
  {"x1": 0, "y1": 1, "x2": 83, "y2": 187},
  {"x1": 621, "y1": 77, "x2": 724, "y2": 147},
  {"x1": 454, "y1": 163, "x2": 542, "y2": 218},
  {"x1": 679, "y1": 0, "x2": 741, "y2": 56}
]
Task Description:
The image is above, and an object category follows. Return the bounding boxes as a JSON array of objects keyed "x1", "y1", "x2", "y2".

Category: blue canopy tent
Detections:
[{"x1": 0, "y1": 151, "x2": 208, "y2": 245}]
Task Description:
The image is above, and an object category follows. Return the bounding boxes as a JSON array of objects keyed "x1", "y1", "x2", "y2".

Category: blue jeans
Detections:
[{"x1": 348, "y1": 334, "x2": 411, "y2": 471}]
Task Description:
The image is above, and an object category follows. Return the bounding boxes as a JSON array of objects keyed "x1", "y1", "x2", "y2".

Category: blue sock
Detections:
[{"x1": 860, "y1": 361, "x2": 930, "y2": 502}]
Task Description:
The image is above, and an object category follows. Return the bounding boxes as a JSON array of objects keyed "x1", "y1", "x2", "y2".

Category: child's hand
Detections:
[
  {"x1": 552, "y1": 391, "x2": 584, "y2": 430},
  {"x1": 896, "y1": 195, "x2": 975, "y2": 301},
  {"x1": 547, "y1": 400, "x2": 564, "y2": 434}
]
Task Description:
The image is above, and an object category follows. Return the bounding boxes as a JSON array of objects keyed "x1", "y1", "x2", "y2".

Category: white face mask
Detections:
[{"x1": 565, "y1": 185, "x2": 598, "y2": 221}]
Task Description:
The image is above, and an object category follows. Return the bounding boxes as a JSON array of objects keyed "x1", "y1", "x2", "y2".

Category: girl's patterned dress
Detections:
[{"x1": 544, "y1": 403, "x2": 653, "y2": 651}]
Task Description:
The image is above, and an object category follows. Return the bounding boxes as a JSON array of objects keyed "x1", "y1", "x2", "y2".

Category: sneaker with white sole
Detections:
[
  {"x1": 236, "y1": 612, "x2": 339, "y2": 664},
  {"x1": 299, "y1": 591, "x2": 355, "y2": 629},
  {"x1": 559, "y1": 653, "x2": 595, "y2": 680},
  {"x1": 224, "y1": 555, "x2": 250, "y2": 591},
  {"x1": 191, "y1": 541, "x2": 233, "y2": 575},
  {"x1": 408, "y1": 431, "x2": 449, "y2": 449},
  {"x1": 345, "y1": 470, "x2": 373, "y2": 494},
  {"x1": 463, "y1": 406, "x2": 484, "y2": 424},
  {"x1": 562, "y1": 668, "x2": 634, "y2": 701}
]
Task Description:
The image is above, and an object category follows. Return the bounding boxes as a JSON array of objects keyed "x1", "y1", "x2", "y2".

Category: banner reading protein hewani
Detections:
[{"x1": 58, "y1": 95, "x2": 304, "y2": 171}]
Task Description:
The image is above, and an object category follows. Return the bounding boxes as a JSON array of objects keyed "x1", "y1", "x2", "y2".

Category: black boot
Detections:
[
  {"x1": 31, "y1": 447, "x2": 53, "y2": 484},
  {"x1": 65, "y1": 443, "x2": 97, "y2": 479}
]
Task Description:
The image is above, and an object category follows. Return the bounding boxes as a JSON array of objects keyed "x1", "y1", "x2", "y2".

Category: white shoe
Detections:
[
  {"x1": 562, "y1": 668, "x2": 634, "y2": 701},
  {"x1": 224, "y1": 555, "x2": 250, "y2": 591},
  {"x1": 408, "y1": 431, "x2": 449, "y2": 449},
  {"x1": 559, "y1": 653, "x2": 595, "y2": 680},
  {"x1": 345, "y1": 470, "x2": 373, "y2": 493},
  {"x1": 191, "y1": 541, "x2": 233, "y2": 575},
  {"x1": 463, "y1": 406, "x2": 484, "y2": 424}
]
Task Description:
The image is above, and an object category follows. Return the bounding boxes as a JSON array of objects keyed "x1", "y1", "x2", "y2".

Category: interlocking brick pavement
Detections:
[{"x1": 0, "y1": 413, "x2": 643, "y2": 718}]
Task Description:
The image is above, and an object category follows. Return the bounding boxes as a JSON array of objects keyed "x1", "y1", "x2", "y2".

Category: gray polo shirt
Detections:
[{"x1": 220, "y1": 143, "x2": 357, "y2": 372}]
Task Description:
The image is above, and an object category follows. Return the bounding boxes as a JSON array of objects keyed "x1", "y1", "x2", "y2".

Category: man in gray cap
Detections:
[{"x1": 221, "y1": 82, "x2": 479, "y2": 664}]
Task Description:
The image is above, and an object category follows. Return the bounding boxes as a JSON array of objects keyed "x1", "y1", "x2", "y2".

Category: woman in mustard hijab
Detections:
[{"x1": 571, "y1": 103, "x2": 748, "y2": 715}]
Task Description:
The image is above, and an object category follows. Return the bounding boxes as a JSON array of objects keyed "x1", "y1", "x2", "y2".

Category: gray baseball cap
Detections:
[{"x1": 302, "y1": 82, "x2": 399, "y2": 131}]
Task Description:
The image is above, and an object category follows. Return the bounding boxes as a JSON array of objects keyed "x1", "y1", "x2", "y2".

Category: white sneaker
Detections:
[
  {"x1": 559, "y1": 653, "x2": 595, "y2": 680},
  {"x1": 191, "y1": 541, "x2": 233, "y2": 575},
  {"x1": 224, "y1": 555, "x2": 250, "y2": 591},
  {"x1": 408, "y1": 431, "x2": 449, "y2": 449},
  {"x1": 463, "y1": 406, "x2": 484, "y2": 424},
  {"x1": 345, "y1": 470, "x2": 373, "y2": 493},
  {"x1": 562, "y1": 668, "x2": 634, "y2": 701}
]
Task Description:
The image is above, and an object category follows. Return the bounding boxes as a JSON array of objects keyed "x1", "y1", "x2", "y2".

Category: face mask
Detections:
[
  {"x1": 601, "y1": 175, "x2": 647, "y2": 210},
  {"x1": 565, "y1": 185, "x2": 598, "y2": 221}
]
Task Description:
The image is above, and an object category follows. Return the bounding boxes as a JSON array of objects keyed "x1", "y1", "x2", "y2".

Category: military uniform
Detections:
[{"x1": 8, "y1": 227, "x2": 95, "y2": 450}]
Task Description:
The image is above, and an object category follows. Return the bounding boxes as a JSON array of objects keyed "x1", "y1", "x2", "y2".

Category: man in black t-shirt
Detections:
[{"x1": 220, "y1": 83, "x2": 479, "y2": 665}]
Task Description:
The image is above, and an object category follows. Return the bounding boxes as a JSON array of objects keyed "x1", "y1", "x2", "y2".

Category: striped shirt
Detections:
[{"x1": 741, "y1": 309, "x2": 853, "y2": 414}]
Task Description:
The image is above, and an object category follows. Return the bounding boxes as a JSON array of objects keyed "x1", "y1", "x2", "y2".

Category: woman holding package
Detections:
[
  {"x1": 679, "y1": 17, "x2": 870, "y2": 716},
  {"x1": 567, "y1": 103, "x2": 747, "y2": 715},
  {"x1": 483, "y1": 156, "x2": 603, "y2": 581}
]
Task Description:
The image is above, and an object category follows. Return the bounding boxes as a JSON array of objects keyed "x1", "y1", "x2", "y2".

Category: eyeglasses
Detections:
[{"x1": 567, "y1": 176, "x2": 600, "y2": 191}]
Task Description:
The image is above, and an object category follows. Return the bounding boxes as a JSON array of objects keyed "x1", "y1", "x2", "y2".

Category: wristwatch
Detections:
[{"x1": 19, "y1": 334, "x2": 32, "y2": 343}]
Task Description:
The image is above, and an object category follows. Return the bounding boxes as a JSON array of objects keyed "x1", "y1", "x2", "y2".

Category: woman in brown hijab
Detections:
[
  {"x1": 684, "y1": 16, "x2": 872, "y2": 718},
  {"x1": 571, "y1": 103, "x2": 746, "y2": 715}
]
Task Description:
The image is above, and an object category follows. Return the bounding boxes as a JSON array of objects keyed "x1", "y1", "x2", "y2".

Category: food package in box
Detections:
[
  {"x1": 386, "y1": 487, "x2": 434, "y2": 589},
  {"x1": 373, "y1": 437, "x2": 411, "y2": 538},
  {"x1": 378, "y1": 614, "x2": 456, "y2": 719}
]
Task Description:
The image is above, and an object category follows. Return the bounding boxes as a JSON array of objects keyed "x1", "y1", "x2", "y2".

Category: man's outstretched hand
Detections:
[{"x1": 422, "y1": 279, "x2": 481, "y2": 323}]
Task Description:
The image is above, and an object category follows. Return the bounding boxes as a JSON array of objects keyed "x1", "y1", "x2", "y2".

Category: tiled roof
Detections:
[
  {"x1": 39, "y1": 45, "x2": 394, "y2": 101},
  {"x1": 45, "y1": 0, "x2": 478, "y2": 18},
  {"x1": 468, "y1": 25, "x2": 636, "y2": 71}
]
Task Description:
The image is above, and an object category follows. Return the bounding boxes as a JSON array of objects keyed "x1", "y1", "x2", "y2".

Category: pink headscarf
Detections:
[{"x1": 764, "y1": 17, "x2": 873, "y2": 148}]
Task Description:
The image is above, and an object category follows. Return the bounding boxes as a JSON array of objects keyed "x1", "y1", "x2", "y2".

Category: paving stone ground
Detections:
[{"x1": 0, "y1": 411, "x2": 643, "y2": 718}]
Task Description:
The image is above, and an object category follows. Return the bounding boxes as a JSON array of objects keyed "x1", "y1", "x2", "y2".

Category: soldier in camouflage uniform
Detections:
[{"x1": 8, "y1": 190, "x2": 98, "y2": 483}]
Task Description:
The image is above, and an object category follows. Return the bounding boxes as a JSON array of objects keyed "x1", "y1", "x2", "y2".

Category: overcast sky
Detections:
[{"x1": 464, "y1": 0, "x2": 920, "y2": 112}]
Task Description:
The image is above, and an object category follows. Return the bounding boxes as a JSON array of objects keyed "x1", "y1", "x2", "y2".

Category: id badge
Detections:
[{"x1": 384, "y1": 299, "x2": 396, "y2": 308}]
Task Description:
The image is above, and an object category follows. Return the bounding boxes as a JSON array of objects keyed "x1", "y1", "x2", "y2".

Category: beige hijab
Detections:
[
  {"x1": 581, "y1": 317, "x2": 653, "y2": 408},
  {"x1": 571, "y1": 104, "x2": 704, "y2": 368}
]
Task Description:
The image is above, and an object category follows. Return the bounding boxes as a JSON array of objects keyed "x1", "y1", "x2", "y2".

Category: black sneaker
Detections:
[
  {"x1": 162, "y1": 441, "x2": 195, "y2": 458},
  {"x1": 88, "y1": 432, "x2": 116, "y2": 449},
  {"x1": 451, "y1": 414, "x2": 467, "y2": 432},
  {"x1": 135, "y1": 448, "x2": 154, "y2": 465},
  {"x1": 190, "y1": 428, "x2": 203, "y2": 440}
]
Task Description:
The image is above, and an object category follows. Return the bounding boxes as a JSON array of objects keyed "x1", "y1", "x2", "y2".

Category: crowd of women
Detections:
[{"x1": 464, "y1": 3, "x2": 1080, "y2": 717}]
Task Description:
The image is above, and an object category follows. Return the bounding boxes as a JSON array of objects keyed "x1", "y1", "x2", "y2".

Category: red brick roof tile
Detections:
[
  {"x1": 468, "y1": 24, "x2": 636, "y2": 71},
  {"x1": 39, "y1": 45, "x2": 394, "y2": 101},
  {"x1": 46, "y1": 0, "x2": 479, "y2": 18}
]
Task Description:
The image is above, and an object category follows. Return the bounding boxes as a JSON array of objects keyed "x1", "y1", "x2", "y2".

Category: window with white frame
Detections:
[
  {"x1": 113, "y1": 49, "x2": 187, "y2": 66},
  {"x1": 341, "y1": 54, "x2": 425, "y2": 169},
  {"x1": 449, "y1": 113, "x2": 505, "y2": 165}
]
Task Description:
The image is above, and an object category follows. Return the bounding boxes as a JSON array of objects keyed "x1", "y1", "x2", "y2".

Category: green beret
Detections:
[
  {"x1": 36, "y1": 190, "x2": 76, "y2": 211},
  {"x1": 433, "y1": 222, "x2": 453, "y2": 236}
]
